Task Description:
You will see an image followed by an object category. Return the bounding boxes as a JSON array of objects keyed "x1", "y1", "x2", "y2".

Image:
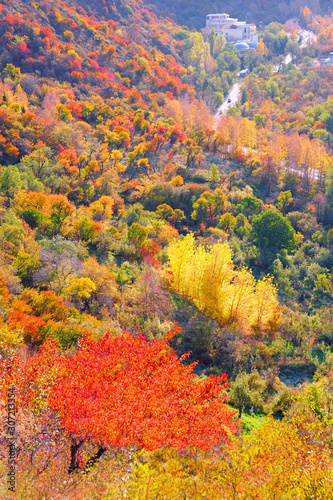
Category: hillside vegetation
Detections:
[
  {"x1": 143, "y1": 0, "x2": 332, "y2": 28},
  {"x1": 1, "y1": 0, "x2": 333, "y2": 498}
]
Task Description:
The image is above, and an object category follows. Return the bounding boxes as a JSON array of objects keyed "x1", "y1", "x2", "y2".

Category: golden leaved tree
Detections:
[{"x1": 167, "y1": 234, "x2": 279, "y2": 331}]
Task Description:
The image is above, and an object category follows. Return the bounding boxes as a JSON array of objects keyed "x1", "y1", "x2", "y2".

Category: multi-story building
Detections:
[{"x1": 206, "y1": 13, "x2": 256, "y2": 46}]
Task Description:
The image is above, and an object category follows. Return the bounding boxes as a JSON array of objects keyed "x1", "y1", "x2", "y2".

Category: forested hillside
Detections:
[
  {"x1": 1, "y1": 0, "x2": 333, "y2": 498},
  {"x1": 143, "y1": 0, "x2": 331, "y2": 28}
]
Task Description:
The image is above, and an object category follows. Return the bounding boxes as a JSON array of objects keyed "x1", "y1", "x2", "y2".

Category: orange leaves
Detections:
[
  {"x1": 165, "y1": 98, "x2": 214, "y2": 135},
  {"x1": 313, "y1": 121, "x2": 328, "y2": 130},
  {"x1": 4, "y1": 142, "x2": 19, "y2": 157},
  {"x1": 303, "y1": 6, "x2": 311, "y2": 18},
  {"x1": 46, "y1": 331, "x2": 236, "y2": 451},
  {"x1": 0, "y1": 337, "x2": 63, "y2": 410},
  {"x1": 0, "y1": 272, "x2": 11, "y2": 309},
  {"x1": 1, "y1": 330, "x2": 236, "y2": 454},
  {"x1": 256, "y1": 38, "x2": 268, "y2": 55},
  {"x1": 14, "y1": 191, "x2": 49, "y2": 212},
  {"x1": 14, "y1": 289, "x2": 70, "y2": 322},
  {"x1": 141, "y1": 240, "x2": 161, "y2": 259},
  {"x1": 8, "y1": 310, "x2": 46, "y2": 344},
  {"x1": 57, "y1": 147, "x2": 79, "y2": 175},
  {"x1": 4, "y1": 289, "x2": 96, "y2": 347},
  {"x1": 49, "y1": 193, "x2": 75, "y2": 216},
  {"x1": 14, "y1": 191, "x2": 75, "y2": 225},
  {"x1": 165, "y1": 325, "x2": 181, "y2": 341},
  {"x1": 125, "y1": 88, "x2": 145, "y2": 106}
]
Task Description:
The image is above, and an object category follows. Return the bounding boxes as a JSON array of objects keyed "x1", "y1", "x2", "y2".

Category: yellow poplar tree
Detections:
[{"x1": 167, "y1": 234, "x2": 279, "y2": 331}]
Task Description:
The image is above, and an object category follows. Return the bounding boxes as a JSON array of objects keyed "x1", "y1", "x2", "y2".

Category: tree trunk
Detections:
[
  {"x1": 68, "y1": 438, "x2": 107, "y2": 474},
  {"x1": 68, "y1": 438, "x2": 84, "y2": 474},
  {"x1": 83, "y1": 446, "x2": 107, "y2": 474}
]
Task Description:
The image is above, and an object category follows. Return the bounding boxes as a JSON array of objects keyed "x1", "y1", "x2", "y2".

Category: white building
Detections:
[{"x1": 206, "y1": 13, "x2": 256, "y2": 45}]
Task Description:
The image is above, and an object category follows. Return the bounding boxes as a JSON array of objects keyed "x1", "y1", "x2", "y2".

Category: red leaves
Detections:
[
  {"x1": 313, "y1": 121, "x2": 327, "y2": 130},
  {"x1": 40, "y1": 26, "x2": 53, "y2": 38},
  {"x1": 141, "y1": 240, "x2": 162, "y2": 259},
  {"x1": 156, "y1": 125, "x2": 169, "y2": 136},
  {"x1": 42, "y1": 331, "x2": 237, "y2": 451},
  {"x1": 170, "y1": 125, "x2": 187, "y2": 144},
  {"x1": 0, "y1": 338, "x2": 63, "y2": 409},
  {"x1": 2, "y1": 15, "x2": 22, "y2": 28},
  {"x1": 14, "y1": 41, "x2": 30, "y2": 56},
  {"x1": 8, "y1": 310, "x2": 46, "y2": 344}
]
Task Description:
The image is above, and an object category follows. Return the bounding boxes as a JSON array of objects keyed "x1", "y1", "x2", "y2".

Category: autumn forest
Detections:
[{"x1": 1, "y1": 0, "x2": 333, "y2": 498}]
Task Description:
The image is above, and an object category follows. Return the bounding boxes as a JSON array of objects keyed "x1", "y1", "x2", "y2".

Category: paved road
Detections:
[
  {"x1": 285, "y1": 54, "x2": 292, "y2": 65},
  {"x1": 214, "y1": 81, "x2": 241, "y2": 125},
  {"x1": 274, "y1": 53, "x2": 292, "y2": 73},
  {"x1": 288, "y1": 166, "x2": 322, "y2": 181},
  {"x1": 285, "y1": 18, "x2": 318, "y2": 47},
  {"x1": 299, "y1": 28, "x2": 317, "y2": 47}
]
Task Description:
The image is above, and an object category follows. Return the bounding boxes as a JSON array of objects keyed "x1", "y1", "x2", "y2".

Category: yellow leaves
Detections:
[
  {"x1": 80, "y1": 159, "x2": 98, "y2": 179},
  {"x1": 111, "y1": 149, "x2": 123, "y2": 162},
  {"x1": 111, "y1": 411, "x2": 333, "y2": 499},
  {"x1": 165, "y1": 98, "x2": 214, "y2": 134},
  {"x1": 0, "y1": 320, "x2": 23, "y2": 356},
  {"x1": 256, "y1": 38, "x2": 268, "y2": 55},
  {"x1": 167, "y1": 234, "x2": 279, "y2": 331},
  {"x1": 110, "y1": 149, "x2": 127, "y2": 172},
  {"x1": 169, "y1": 175, "x2": 184, "y2": 186},
  {"x1": 13, "y1": 190, "x2": 49, "y2": 212},
  {"x1": 239, "y1": 118, "x2": 258, "y2": 150},
  {"x1": 63, "y1": 277, "x2": 96, "y2": 299},
  {"x1": 137, "y1": 157, "x2": 150, "y2": 171},
  {"x1": 90, "y1": 195, "x2": 114, "y2": 221},
  {"x1": 155, "y1": 52, "x2": 165, "y2": 63},
  {"x1": 81, "y1": 256, "x2": 118, "y2": 300},
  {"x1": 287, "y1": 132, "x2": 332, "y2": 175},
  {"x1": 217, "y1": 115, "x2": 258, "y2": 153},
  {"x1": 266, "y1": 129, "x2": 288, "y2": 165},
  {"x1": 12, "y1": 249, "x2": 41, "y2": 281},
  {"x1": 253, "y1": 276, "x2": 280, "y2": 330}
]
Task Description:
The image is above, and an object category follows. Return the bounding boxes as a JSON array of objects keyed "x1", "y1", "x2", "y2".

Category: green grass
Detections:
[
  {"x1": 241, "y1": 412, "x2": 266, "y2": 433},
  {"x1": 230, "y1": 406, "x2": 267, "y2": 433}
]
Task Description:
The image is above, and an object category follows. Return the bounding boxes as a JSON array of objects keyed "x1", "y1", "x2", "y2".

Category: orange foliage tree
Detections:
[{"x1": 1, "y1": 330, "x2": 237, "y2": 474}]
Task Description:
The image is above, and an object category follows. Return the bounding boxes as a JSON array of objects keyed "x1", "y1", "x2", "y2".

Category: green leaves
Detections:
[{"x1": 252, "y1": 209, "x2": 297, "y2": 254}]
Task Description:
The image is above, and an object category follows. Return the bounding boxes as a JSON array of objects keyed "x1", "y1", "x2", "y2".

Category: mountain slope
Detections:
[{"x1": 142, "y1": 0, "x2": 330, "y2": 29}]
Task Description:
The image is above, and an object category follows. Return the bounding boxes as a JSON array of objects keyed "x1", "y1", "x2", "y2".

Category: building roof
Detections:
[
  {"x1": 234, "y1": 42, "x2": 250, "y2": 50},
  {"x1": 206, "y1": 13, "x2": 229, "y2": 17}
]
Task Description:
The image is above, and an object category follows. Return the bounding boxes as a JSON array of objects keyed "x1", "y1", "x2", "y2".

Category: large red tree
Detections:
[{"x1": 1, "y1": 330, "x2": 237, "y2": 472}]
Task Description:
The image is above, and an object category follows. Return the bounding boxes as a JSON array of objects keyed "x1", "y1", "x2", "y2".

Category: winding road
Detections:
[
  {"x1": 299, "y1": 28, "x2": 317, "y2": 47},
  {"x1": 213, "y1": 24, "x2": 317, "y2": 130},
  {"x1": 214, "y1": 81, "x2": 241, "y2": 125}
]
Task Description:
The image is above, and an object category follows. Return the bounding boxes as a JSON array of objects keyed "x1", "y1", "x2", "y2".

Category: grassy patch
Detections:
[
  {"x1": 229, "y1": 406, "x2": 266, "y2": 433},
  {"x1": 241, "y1": 412, "x2": 266, "y2": 433}
]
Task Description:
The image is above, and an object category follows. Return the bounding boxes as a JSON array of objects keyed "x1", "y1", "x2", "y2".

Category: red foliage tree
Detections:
[
  {"x1": 1, "y1": 330, "x2": 236, "y2": 473},
  {"x1": 48, "y1": 330, "x2": 237, "y2": 471}
]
